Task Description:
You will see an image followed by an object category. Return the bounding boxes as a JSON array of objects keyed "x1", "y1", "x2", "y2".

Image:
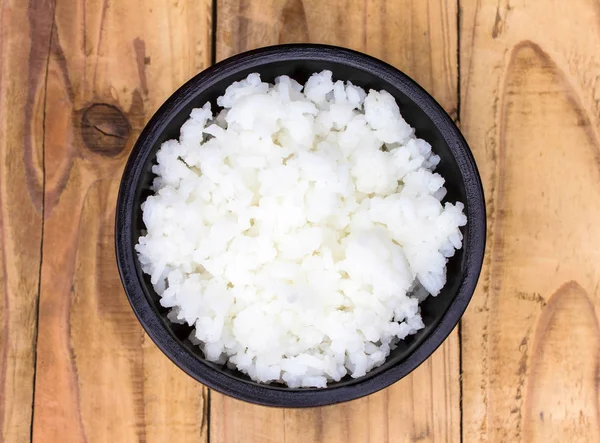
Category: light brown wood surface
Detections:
[
  {"x1": 1, "y1": 0, "x2": 599, "y2": 442},
  {"x1": 26, "y1": 0, "x2": 212, "y2": 442},
  {"x1": 460, "y1": 0, "x2": 600, "y2": 441},
  {"x1": 0, "y1": 1, "x2": 47, "y2": 441}
]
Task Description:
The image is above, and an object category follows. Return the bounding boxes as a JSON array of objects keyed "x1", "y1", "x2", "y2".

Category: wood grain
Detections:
[
  {"x1": 213, "y1": 1, "x2": 460, "y2": 442},
  {"x1": 31, "y1": 0, "x2": 212, "y2": 441},
  {"x1": 5, "y1": 1, "x2": 598, "y2": 441},
  {"x1": 212, "y1": 338, "x2": 459, "y2": 443},
  {"x1": 0, "y1": 0, "x2": 50, "y2": 441},
  {"x1": 461, "y1": 0, "x2": 600, "y2": 441},
  {"x1": 218, "y1": 0, "x2": 458, "y2": 115}
]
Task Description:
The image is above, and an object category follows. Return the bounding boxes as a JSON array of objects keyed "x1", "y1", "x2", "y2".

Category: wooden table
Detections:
[{"x1": 1, "y1": 0, "x2": 599, "y2": 441}]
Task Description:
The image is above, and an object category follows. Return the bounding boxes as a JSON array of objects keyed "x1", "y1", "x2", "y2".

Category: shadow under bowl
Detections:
[{"x1": 115, "y1": 44, "x2": 486, "y2": 407}]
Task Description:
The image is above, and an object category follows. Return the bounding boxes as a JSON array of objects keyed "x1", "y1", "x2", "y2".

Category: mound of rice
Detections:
[{"x1": 136, "y1": 71, "x2": 467, "y2": 388}]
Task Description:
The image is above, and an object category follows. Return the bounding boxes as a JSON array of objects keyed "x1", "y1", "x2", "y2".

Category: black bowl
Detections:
[{"x1": 115, "y1": 44, "x2": 486, "y2": 407}]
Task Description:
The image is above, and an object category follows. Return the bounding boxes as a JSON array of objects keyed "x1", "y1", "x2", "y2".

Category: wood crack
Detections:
[{"x1": 29, "y1": 1, "x2": 57, "y2": 441}]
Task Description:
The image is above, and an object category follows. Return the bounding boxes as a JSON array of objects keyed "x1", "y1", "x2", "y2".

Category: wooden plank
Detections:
[
  {"x1": 460, "y1": 0, "x2": 600, "y2": 441},
  {"x1": 218, "y1": 0, "x2": 457, "y2": 115},
  {"x1": 212, "y1": 338, "x2": 459, "y2": 443},
  {"x1": 0, "y1": 1, "x2": 50, "y2": 441},
  {"x1": 213, "y1": 1, "x2": 459, "y2": 442},
  {"x1": 31, "y1": 0, "x2": 213, "y2": 441}
]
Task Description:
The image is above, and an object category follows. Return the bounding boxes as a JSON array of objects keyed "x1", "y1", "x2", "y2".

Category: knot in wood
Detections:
[{"x1": 81, "y1": 103, "x2": 130, "y2": 156}]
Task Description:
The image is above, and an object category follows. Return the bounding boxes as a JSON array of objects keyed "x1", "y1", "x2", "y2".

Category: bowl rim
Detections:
[{"x1": 115, "y1": 43, "x2": 486, "y2": 407}]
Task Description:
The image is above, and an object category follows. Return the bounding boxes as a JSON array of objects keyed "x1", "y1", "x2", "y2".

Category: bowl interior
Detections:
[{"x1": 131, "y1": 57, "x2": 469, "y2": 391}]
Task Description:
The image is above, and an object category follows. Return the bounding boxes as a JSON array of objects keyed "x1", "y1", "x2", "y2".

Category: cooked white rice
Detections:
[{"x1": 136, "y1": 71, "x2": 467, "y2": 388}]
